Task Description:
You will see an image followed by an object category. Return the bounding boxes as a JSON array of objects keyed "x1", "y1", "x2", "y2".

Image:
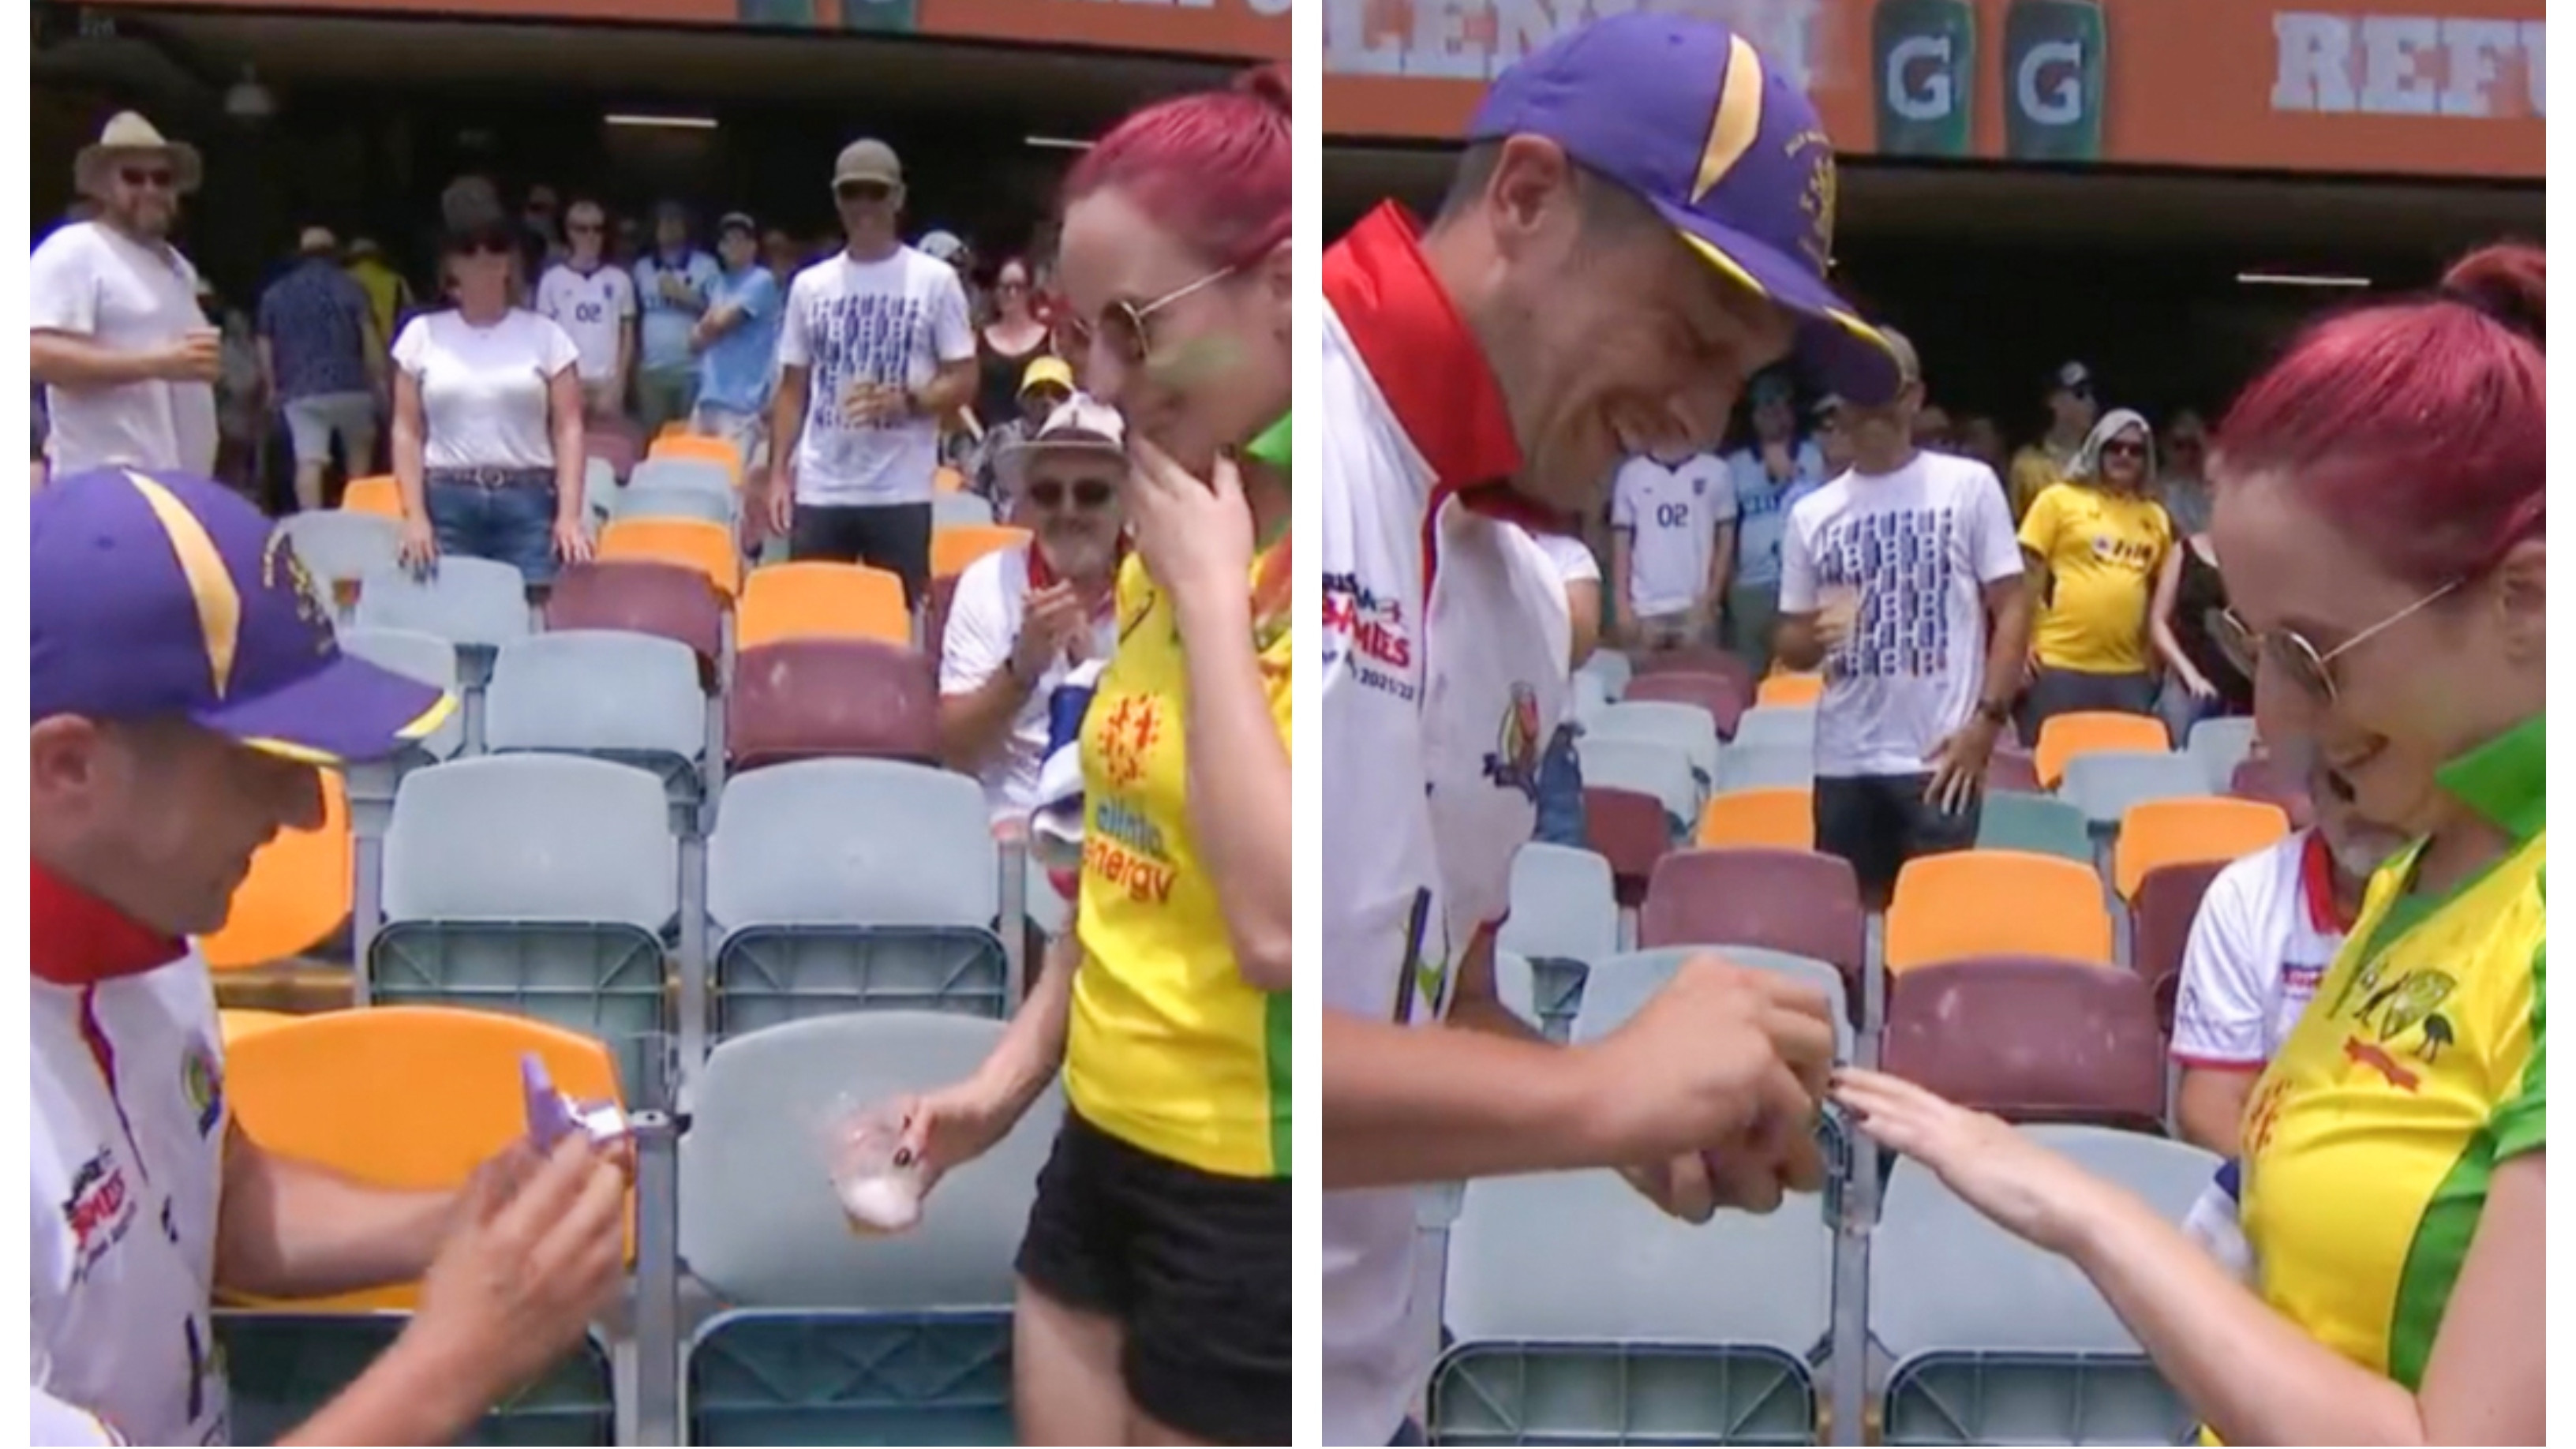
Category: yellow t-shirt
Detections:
[
  {"x1": 2008, "y1": 443, "x2": 2072, "y2": 522},
  {"x1": 2017, "y1": 482, "x2": 2171, "y2": 674},
  {"x1": 2237, "y1": 716, "x2": 2544, "y2": 1401},
  {"x1": 1063, "y1": 543, "x2": 1293, "y2": 1178}
]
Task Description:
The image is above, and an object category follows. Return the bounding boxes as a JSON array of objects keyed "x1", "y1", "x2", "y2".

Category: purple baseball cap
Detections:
[
  {"x1": 1470, "y1": 13, "x2": 1902, "y2": 406},
  {"x1": 33, "y1": 467, "x2": 454, "y2": 765}
]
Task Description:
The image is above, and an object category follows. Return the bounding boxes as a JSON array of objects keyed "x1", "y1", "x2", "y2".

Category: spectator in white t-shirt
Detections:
[
  {"x1": 1777, "y1": 328, "x2": 2031, "y2": 907},
  {"x1": 29, "y1": 113, "x2": 222, "y2": 480},
  {"x1": 2170, "y1": 754, "x2": 2406, "y2": 1155},
  {"x1": 766, "y1": 138, "x2": 978, "y2": 608},
  {"x1": 534, "y1": 198, "x2": 638, "y2": 421},
  {"x1": 391, "y1": 220, "x2": 594, "y2": 588},
  {"x1": 938, "y1": 396, "x2": 1126, "y2": 826},
  {"x1": 1723, "y1": 371, "x2": 1829, "y2": 672},
  {"x1": 1608, "y1": 445, "x2": 1733, "y2": 651}
]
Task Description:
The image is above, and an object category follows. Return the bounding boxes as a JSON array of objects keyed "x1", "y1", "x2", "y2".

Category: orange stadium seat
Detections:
[
  {"x1": 1755, "y1": 672, "x2": 1824, "y2": 707},
  {"x1": 648, "y1": 432, "x2": 745, "y2": 485},
  {"x1": 2035, "y1": 710, "x2": 2171, "y2": 788},
  {"x1": 1694, "y1": 786, "x2": 1814, "y2": 850},
  {"x1": 201, "y1": 773, "x2": 351, "y2": 971},
  {"x1": 223, "y1": 1007, "x2": 630, "y2": 1311},
  {"x1": 339, "y1": 475, "x2": 402, "y2": 519},
  {"x1": 935, "y1": 465, "x2": 967, "y2": 495},
  {"x1": 738, "y1": 562, "x2": 911, "y2": 650},
  {"x1": 598, "y1": 516, "x2": 742, "y2": 601},
  {"x1": 218, "y1": 1009, "x2": 301, "y2": 1045},
  {"x1": 2113, "y1": 796, "x2": 2292, "y2": 900},
  {"x1": 932, "y1": 523, "x2": 1030, "y2": 579},
  {"x1": 1885, "y1": 848, "x2": 2114, "y2": 973}
]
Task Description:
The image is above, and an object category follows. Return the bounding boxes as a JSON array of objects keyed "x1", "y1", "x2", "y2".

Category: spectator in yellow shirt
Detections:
[
  {"x1": 2016, "y1": 407, "x2": 2172, "y2": 743},
  {"x1": 2008, "y1": 360, "x2": 2098, "y2": 519},
  {"x1": 343, "y1": 238, "x2": 414, "y2": 346}
]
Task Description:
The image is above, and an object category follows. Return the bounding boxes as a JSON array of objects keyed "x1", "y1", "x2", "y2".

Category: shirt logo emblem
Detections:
[
  {"x1": 2331, "y1": 964, "x2": 2459, "y2": 1090},
  {"x1": 1481, "y1": 681, "x2": 1543, "y2": 802},
  {"x1": 62, "y1": 1148, "x2": 137, "y2": 1284},
  {"x1": 182, "y1": 1035, "x2": 224, "y2": 1138}
]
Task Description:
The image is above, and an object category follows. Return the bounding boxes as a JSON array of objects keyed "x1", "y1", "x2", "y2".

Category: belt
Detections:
[{"x1": 426, "y1": 466, "x2": 553, "y2": 491}]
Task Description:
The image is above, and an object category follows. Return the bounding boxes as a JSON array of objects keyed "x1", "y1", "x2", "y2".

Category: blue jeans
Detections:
[
  {"x1": 2156, "y1": 674, "x2": 2226, "y2": 751},
  {"x1": 426, "y1": 474, "x2": 559, "y2": 586},
  {"x1": 1533, "y1": 721, "x2": 1586, "y2": 847}
]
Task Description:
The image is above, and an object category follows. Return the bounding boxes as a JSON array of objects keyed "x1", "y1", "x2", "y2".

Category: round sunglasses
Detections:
[
  {"x1": 1064, "y1": 264, "x2": 1234, "y2": 371},
  {"x1": 2211, "y1": 579, "x2": 2459, "y2": 705},
  {"x1": 1026, "y1": 476, "x2": 1118, "y2": 511}
]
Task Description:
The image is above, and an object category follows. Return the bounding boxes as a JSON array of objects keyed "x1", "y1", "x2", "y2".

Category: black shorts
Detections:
[
  {"x1": 1014, "y1": 1110, "x2": 1290, "y2": 1446},
  {"x1": 2018, "y1": 667, "x2": 2159, "y2": 747},
  {"x1": 789, "y1": 500, "x2": 932, "y2": 608},
  {"x1": 1813, "y1": 772, "x2": 1982, "y2": 902}
]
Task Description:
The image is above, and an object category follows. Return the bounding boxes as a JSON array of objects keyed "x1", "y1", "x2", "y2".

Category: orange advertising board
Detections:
[{"x1": 1324, "y1": 0, "x2": 2542, "y2": 178}]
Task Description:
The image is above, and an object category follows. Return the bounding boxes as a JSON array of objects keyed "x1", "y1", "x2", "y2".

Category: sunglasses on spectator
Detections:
[
  {"x1": 2099, "y1": 440, "x2": 2147, "y2": 460},
  {"x1": 1066, "y1": 265, "x2": 1235, "y2": 371},
  {"x1": 1028, "y1": 477, "x2": 1118, "y2": 511},
  {"x1": 119, "y1": 167, "x2": 176, "y2": 190},
  {"x1": 2213, "y1": 581, "x2": 2460, "y2": 706},
  {"x1": 835, "y1": 182, "x2": 894, "y2": 204}
]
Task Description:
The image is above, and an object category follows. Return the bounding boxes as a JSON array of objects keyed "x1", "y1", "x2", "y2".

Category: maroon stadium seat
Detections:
[
  {"x1": 1638, "y1": 847, "x2": 1866, "y2": 1013},
  {"x1": 728, "y1": 638, "x2": 939, "y2": 772},
  {"x1": 925, "y1": 572, "x2": 961, "y2": 663},
  {"x1": 584, "y1": 422, "x2": 643, "y2": 484},
  {"x1": 2130, "y1": 858, "x2": 2228, "y2": 1035},
  {"x1": 543, "y1": 560, "x2": 724, "y2": 688},
  {"x1": 1582, "y1": 785, "x2": 1672, "y2": 909},
  {"x1": 2230, "y1": 755, "x2": 2315, "y2": 829},
  {"x1": 1882, "y1": 956, "x2": 2166, "y2": 1131},
  {"x1": 1621, "y1": 670, "x2": 1750, "y2": 741},
  {"x1": 1986, "y1": 746, "x2": 2043, "y2": 796},
  {"x1": 1632, "y1": 646, "x2": 1754, "y2": 697}
]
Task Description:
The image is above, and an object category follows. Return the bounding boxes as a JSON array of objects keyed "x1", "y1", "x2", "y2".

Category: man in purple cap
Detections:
[
  {"x1": 1318, "y1": 15, "x2": 1889, "y2": 1443},
  {"x1": 32, "y1": 467, "x2": 627, "y2": 1447}
]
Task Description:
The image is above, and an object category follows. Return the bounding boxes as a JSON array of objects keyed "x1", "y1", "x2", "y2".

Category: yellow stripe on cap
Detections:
[
  {"x1": 238, "y1": 690, "x2": 455, "y2": 769},
  {"x1": 1691, "y1": 35, "x2": 1766, "y2": 204},
  {"x1": 1677, "y1": 231, "x2": 1772, "y2": 301},
  {"x1": 125, "y1": 470, "x2": 241, "y2": 697}
]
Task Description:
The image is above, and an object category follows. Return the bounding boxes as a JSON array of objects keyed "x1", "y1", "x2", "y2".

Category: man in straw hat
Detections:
[
  {"x1": 32, "y1": 113, "x2": 223, "y2": 481},
  {"x1": 33, "y1": 466, "x2": 629, "y2": 1446}
]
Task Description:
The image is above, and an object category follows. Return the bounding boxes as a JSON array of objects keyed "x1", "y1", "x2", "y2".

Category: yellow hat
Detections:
[{"x1": 1020, "y1": 356, "x2": 1074, "y2": 396}]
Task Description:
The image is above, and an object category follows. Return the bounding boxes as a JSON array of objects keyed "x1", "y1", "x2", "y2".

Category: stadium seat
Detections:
[
  {"x1": 218, "y1": 1008, "x2": 299, "y2": 1044},
  {"x1": 680, "y1": 1013, "x2": 1058, "y2": 1444},
  {"x1": 934, "y1": 492, "x2": 997, "y2": 528},
  {"x1": 1589, "y1": 701, "x2": 1720, "y2": 794},
  {"x1": 645, "y1": 433, "x2": 744, "y2": 485},
  {"x1": 2230, "y1": 754, "x2": 2316, "y2": 829},
  {"x1": 728, "y1": 638, "x2": 940, "y2": 772},
  {"x1": 2186, "y1": 715, "x2": 2260, "y2": 790},
  {"x1": 1755, "y1": 670, "x2": 1825, "y2": 707},
  {"x1": 1694, "y1": 785, "x2": 1814, "y2": 849},
  {"x1": 1975, "y1": 790, "x2": 2093, "y2": 863},
  {"x1": 1638, "y1": 847, "x2": 1866, "y2": 1005},
  {"x1": 201, "y1": 773, "x2": 351, "y2": 971},
  {"x1": 1434, "y1": 1166, "x2": 1828, "y2": 1445},
  {"x1": 350, "y1": 557, "x2": 532, "y2": 676},
  {"x1": 934, "y1": 463, "x2": 968, "y2": 494},
  {"x1": 1715, "y1": 741, "x2": 1815, "y2": 792},
  {"x1": 484, "y1": 632, "x2": 709, "y2": 812},
  {"x1": 2059, "y1": 750, "x2": 2211, "y2": 831},
  {"x1": 2130, "y1": 859, "x2": 2228, "y2": 1032},
  {"x1": 614, "y1": 481, "x2": 736, "y2": 527},
  {"x1": 1576, "y1": 733, "x2": 1699, "y2": 833},
  {"x1": 333, "y1": 629, "x2": 469, "y2": 838},
  {"x1": 1488, "y1": 947, "x2": 1552, "y2": 1037},
  {"x1": 628, "y1": 454, "x2": 738, "y2": 500},
  {"x1": 1568, "y1": 670, "x2": 1612, "y2": 732},
  {"x1": 706, "y1": 759, "x2": 1006, "y2": 1035},
  {"x1": 599, "y1": 516, "x2": 742, "y2": 601},
  {"x1": 1571, "y1": 945, "x2": 1852, "y2": 1058},
  {"x1": 372, "y1": 756, "x2": 676, "y2": 1099},
  {"x1": 338, "y1": 474, "x2": 402, "y2": 518},
  {"x1": 1575, "y1": 649, "x2": 1631, "y2": 700},
  {"x1": 223, "y1": 1320, "x2": 612, "y2": 1449},
  {"x1": 1499, "y1": 844, "x2": 1616, "y2": 1033},
  {"x1": 1881, "y1": 957, "x2": 2165, "y2": 1129},
  {"x1": 1582, "y1": 785, "x2": 1673, "y2": 908},
  {"x1": 738, "y1": 562, "x2": 912, "y2": 650},
  {"x1": 1873, "y1": 1126, "x2": 2215, "y2": 1446},
  {"x1": 1885, "y1": 849, "x2": 2114, "y2": 972},
  {"x1": 1985, "y1": 747, "x2": 2043, "y2": 795},
  {"x1": 1729, "y1": 703, "x2": 1816, "y2": 751},
  {"x1": 1631, "y1": 645, "x2": 1754, "y2": 697},
  {"x1": 273, "y1": 511, "x2": 399, "y2": 622},
  {"x1": 931, "y1": 523, "x2": 1031, "y2": 580},
  {"x1": 1618, "y1": 669, "x2": 1748, "y2": 741},
  {"x1": 585, "y1": 426, "x2": 641, "y2": 483},
  {"x1": 544, "y1": 560, "x2": 727, "y2": 689},
  {"x1": 2034, "y1": 710, "x2": 2170, "y2": 788},
  {"x1": 2113, "y1": 797, "x2": 2290, "y2": 900}
]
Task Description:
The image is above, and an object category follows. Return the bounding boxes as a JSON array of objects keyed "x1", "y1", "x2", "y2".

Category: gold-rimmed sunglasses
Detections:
[
  {"x1": 1067, "y1": 264, "x2": 1235, "y2": 371},
  {"x1": 2212, "y1": 579, "x2": 2460, "y2": 706}
]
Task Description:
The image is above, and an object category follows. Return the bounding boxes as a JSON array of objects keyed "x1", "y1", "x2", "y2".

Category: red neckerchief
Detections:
[
  {"x1": 32, "y1": 863, "x2": 184, "y2": 987},
  {"x1": 2299, "y1": 830, "x2": 2357, "y2": 934},
  {"x1": 1323, "y1": 204, "x2": 1567, "y2": 567}
]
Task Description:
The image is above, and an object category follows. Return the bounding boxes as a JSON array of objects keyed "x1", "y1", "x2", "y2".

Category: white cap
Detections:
[
  {"x1": 998, "y1": 395, "x2": 1126, "y2": 491},
  {"x1": 917, "y1": 229, "x2": 966, "y2": 263}
]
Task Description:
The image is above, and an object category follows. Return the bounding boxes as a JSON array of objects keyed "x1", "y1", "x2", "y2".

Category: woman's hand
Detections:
[
  {"x1": 1127, "y1": 436, "x2": 1255, "y2": 610},
  {"x1": 2181, "y1": 666, "x2": 2218, "y2": 702},
  {"x1": 553, "y1": 515, "x2": 594, "y2": 567},
  {"x1": 398, "y1": 513, "x2": 439, "y2": 573},
  {"x1": 1830, "y1": 1069, "x2": 2110, "y2": 1256},
  {"x1": 893, "y1": 1079, "x2": 1023, "y2": 1199}
]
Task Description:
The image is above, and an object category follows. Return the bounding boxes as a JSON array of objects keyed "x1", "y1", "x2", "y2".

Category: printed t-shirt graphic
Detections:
[
  {"x1": 2018, "y1": 481, "x2": 2174, "y2": 673},
  {"x1": 776, "y1": 246, "x2": 974, "y2": 507},
  {"x1": 1064, "y1": 542, "x2": 1294, "y2": 1181},
  {"x1": 2236, "y1": 716, "x2": 2543, "y2": 1420}
]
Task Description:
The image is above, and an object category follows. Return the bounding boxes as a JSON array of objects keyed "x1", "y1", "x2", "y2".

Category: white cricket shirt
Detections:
[
  {"x1": 2170, "y1": 831, "x2": 2352, "y2": 1069},
  {"x1": 32, "y1": 867, "x2": 230, "y2": 1447},
  {"x1": 1609, "y1": 450, "x2": 1734, "y2": 618},
  {"x1": 1320, "y1": 206, "x2": 1572, "y2": 1447},
  {"x1": 533, "y1": 262, "x2": 636, "y2": 384},
  {"x1": 936, "y1": 541, "x2": 1121, "y2": 826}
]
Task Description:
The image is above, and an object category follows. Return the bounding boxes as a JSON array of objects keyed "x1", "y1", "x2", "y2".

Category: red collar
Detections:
[
  {"x1": 32, "y1": 864, "x2": 185, "y2": 986},
  {"x1": 1324, "y1": 204, "x2": 1563, "y2": 535},
  {"x1": 1024, "y1": 539, "x2": 1122, "y2": 616},
  {"x1": 2299, "y1": 831, "x2": 2357, "y2": 934}
]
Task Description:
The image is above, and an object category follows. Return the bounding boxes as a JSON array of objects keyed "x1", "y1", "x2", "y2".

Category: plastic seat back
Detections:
[
  {"x1": 1885, "y1": 849, "x2": 2113, "y2": 972},
  {"x1": 598, "y1": 515, "x2": 741, "y2": 600},
  {"x1": 543, "y1": 559, "x2": 726, "y2": 686},
  {"x1": 2034, "y1": 710, "x2": 2170, "y2": 788},
  {"x1": 1729, "y1": 703, "x2": 1816, "y2": 751},
  {"x1": 727, "y1": 638, "x2": 940, "y2": 771},
  {"x1": 1575, "y1": 732, "x2": 1698, "y2": 832},
  {"x1": 201, "y1": 773, "x2": 351, "y2": 970},
  {"x1": 738, "y1": 561, "x2": 912, "y2": 650},
  {"x1": 2186, "y1": 714, "x2": 2260, "y2": 791},
  {"x1": 1617, "y1": 670, "x2": 1748, "y2": 741},
  {"x1": 1694, "y1": 785, "x2": 1814, "y2": 849},
  {"x1": 1581, "y1": 786, "x2": 1672, "y2": 908},
  {"x1": 1716, "y1": 741, "x2": 1816, "y2": 792},
  {"x1": 2114, "y1": 796, "x2": 2290, "y2": 900},
  {"x1": 334, "y1": 628, "x2": 468, "y2": 770},
  {"x1": 627, "y1": 455, "x2": 739, "y2": 500},
  {"x1": 2060, "y1": 750, "x2": 2211, "y2": 829},
  {"x1": 1589, "y1": 701, "x2": 1720, "y2": 793},
  {"x1": 2131, "y1": 859, "x2": 2228, "y2": 1028},
  {"x1": 1975, "y1": 790, "x2": 2093, "y2": 863},
  {"x1": 1498, "y1": 842, "x2": 1618, "y2": 966},
  {"x1": 1882, "y1": 957, "x2": 2164, "y2": 1128},
  {"x1": 613, "y1": 481, "x2": 736, "y2": 526},
  {"x1": 350, "y1": 556, "x2": 533, "y2": 653},
  {"x1": 930, "y1": 524, "x2": 1031, "y2": 580},
  {"x1": 274, "y1": 511, "x2": 399, "y2": 620},
  {"x1": 1638, "y1": 847, "x2": 1864, "y2": 979},
  {"x1": 484, "y1": 631, "x2": 706, "y2": 791},
  {"x1": 643, "y1": 434, "x2": 743, "y2": 485},
  {"x1": 338, "y1": 474, "x2": 402, "y2": 518},
  {"x1": 1572, "y1": 945, "x2": 1852, "y2": 1059},
  {"x1": 932, "y1": 492, "x2": 995, "y2": 528},
  {"x1": 1755, "y1": 670, "x2": 1824, "y2": 707},
  {"x1": 1575, "y1": 649, "x2": 1631, "y2": 699}
]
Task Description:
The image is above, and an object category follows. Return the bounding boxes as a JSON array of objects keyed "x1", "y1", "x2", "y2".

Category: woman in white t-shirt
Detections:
[{"x1": 390, "y1": 220, "x2": 593, "y2": 587}]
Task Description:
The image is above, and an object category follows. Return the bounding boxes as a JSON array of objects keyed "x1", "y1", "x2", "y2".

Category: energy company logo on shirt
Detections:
[
  {"x1": 1087, "y1": 798, "x2": 1177, "y2": 907},
  {"x1": 1322, "y1": 569, "x2": 1415, "y2": 702},
  {"x1": 2086, "y1": 532, "x2": 2159, "y2": 569},
  {"x1": 1481, "y1": 682, "x2": 1543, "y2": 803},
  {"x1": 62, "y1": 1148, "x2": 136, "y2": 1285},
  {"x1": 1095, "y1": 695, "x2": 1162, "y2": 792}
]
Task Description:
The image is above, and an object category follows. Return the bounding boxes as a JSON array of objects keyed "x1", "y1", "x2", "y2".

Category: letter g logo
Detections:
[
  {"x1": 1886, "y1": 34, "x2": 1955, "y2": 121},
  {"x1": 2017, "y1": 38, "x2": 2085, "y2": 125}
]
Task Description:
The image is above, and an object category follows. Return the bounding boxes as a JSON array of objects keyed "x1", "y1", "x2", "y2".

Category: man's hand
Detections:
[
  {"x1": 1012, "y1": 582, "x2": 1085, "y2": 681},
  {"x1": 765, "y1": 470, "x2": 796, "y2": 540},
  {"x1": 1572, "y1": 957, "x2": 1833, "y2": 1208},
  {"x1": 159, "y1": 329, "x2": 224, "y2": 384},
  {"x1": 402, "y1": 1139, "x2": 625, "y2": 1406},
  {"x1": 1923, "y1": 713, "x2": 2001, "y2": 816}
]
